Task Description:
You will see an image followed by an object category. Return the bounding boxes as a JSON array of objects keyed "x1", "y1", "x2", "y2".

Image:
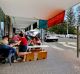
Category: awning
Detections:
[
  {"x1": 47, "y1": 11, "x2": 65, "y2": 28},
  {"x1": 0, "y1": 0, "x2": 79, "y2": 20}
]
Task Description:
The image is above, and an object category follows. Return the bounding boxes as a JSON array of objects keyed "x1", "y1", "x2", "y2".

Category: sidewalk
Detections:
[{"x1": 0, "y1": 45, "x2": 80, "y2": 74}]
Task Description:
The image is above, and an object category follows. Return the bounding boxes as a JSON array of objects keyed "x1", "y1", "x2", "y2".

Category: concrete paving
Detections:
[{"x1": 0, "y1": 44, "x2": 80, "y2": 74}]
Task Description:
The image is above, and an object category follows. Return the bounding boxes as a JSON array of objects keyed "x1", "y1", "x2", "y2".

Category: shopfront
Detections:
[{"x1": 0, "y1": 8, "x2": 5, "y2": 39}]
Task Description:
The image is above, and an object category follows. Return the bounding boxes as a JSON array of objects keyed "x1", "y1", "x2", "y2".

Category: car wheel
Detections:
[
  {"x1": 55, "y1": 39, "x2": 58, "y2": 42},
  {"x1": 44, "y1": 38, "x2": 47, "y2": 42}
]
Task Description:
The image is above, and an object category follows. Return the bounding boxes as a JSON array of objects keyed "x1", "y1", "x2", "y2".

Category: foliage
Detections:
[
  {"x1": 66, "y1": 7, "x2": 75, "y2": 26},
  {"x1": 76, "y1": 5, "x2": 80, "y2": 25},
  {"x1": 48, "y1": 21, "x2": 66, "y2": 34},
  {"x1": 4, "y1": 15, "x2": 10, "y2": 25},
  {"x1": 0, "y1": 8, "x2": 5, "y2": 22},
  {"x1": 48, "y1": 7, "x2": 76, "y2": 34},
  {"x1": 48, "y1": 21, "x2": 76, "y2": 34}
]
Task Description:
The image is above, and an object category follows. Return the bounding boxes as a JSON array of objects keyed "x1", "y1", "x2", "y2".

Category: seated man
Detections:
[
  {"x1": 0, "y1": 36, "x2": 18, "y2": 62},
  {"x1": 19, "y1": 33, "x2": 28, "y2": 52},
  {"x1": 18, "y1": 33, "x2": 28, "y2": 61}
]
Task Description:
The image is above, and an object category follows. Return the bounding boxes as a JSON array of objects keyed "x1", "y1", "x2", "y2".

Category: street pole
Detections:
[
  {"x1": 67, "y1": 22, "x2": 69, "y2": 37},
  {"x1": 41, "y1": 29, "x2": 43, "y2": 43},
  {"x1": 77, "y1": 25, "x2": 79, "y2": 58}
]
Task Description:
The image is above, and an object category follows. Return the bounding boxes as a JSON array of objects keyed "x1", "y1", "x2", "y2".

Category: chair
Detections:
[
  {"x1": 7, "y1": 53, "x2": 15, "y2": 65},
  {"x1": 0, "y1": 48, "x2": 14, "y2": 65}
]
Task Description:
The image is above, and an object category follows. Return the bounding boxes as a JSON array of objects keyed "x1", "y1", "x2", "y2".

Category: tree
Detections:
[
  {"x1": 48, "y1": 21, "x2": 76, "y2": 34},
  {"x1": 0, "y1": 7, "x2": 5, "y2": 22},
  {"x1": 48, "y1": 21, "x2": 67, "y2": 34},
  {"x1": 76, "y1": 5, "x2": 80, "y2": 25},
  {"x1": 47, "y1": 7, "x2": 76, "y2": 34},
  {"x1": 65, "y1": 7, "x2": 76, "y2": 34},
  {"x1": 66, "y1": 7, "x2": 75, "y2": 26}
]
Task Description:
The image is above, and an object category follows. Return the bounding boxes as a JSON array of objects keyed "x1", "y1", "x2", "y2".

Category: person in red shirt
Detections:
[
  {"x1": 19, "y1": 33, "x2": 28, "y2": 52},
  {"x1": 12, "y1": 34, "x2": 20, "y2": 42}
]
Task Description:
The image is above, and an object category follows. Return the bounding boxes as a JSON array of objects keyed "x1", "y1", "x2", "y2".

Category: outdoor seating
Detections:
[
  {"x1": 27, "y1": 45, "x2": 48, "y2": 60},
  {"x1": 18, "y1": 52, "x2": 27, "y2": 62},
  {"x1": 37, "y1": 51, "x2": 47, "y2": 60},
  {"x1": 28, "y1": 45, "x2": 48, "y2": 52},
  {"x1": 0, "y1": 43, "x2": 48, "y2": 65},
  {"x1": 0, "y1": 48, "x2": 15, "y2": 65},
  {"x1": 26, "y1": 52, "x2": 34, "y2": 61}
]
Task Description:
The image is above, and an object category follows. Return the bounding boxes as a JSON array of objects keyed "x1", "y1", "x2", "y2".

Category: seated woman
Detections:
[
  {"x1": 29, "y1": 37, "x2": 42, "y2": 52},
  {"x1": 35, "y1": 37, "x2": 41, "y2": 45},
  {"x1": 29, "y1": 37, "x2": 36, "y2": 46},
  {"x1": 29, "y1": 37, "x2": 41, "y2": 45},
  {"x1": 12, "y1": 33, "x2": 20, "y2": 42}
]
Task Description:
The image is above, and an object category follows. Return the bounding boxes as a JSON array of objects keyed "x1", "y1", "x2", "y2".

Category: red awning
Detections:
[{"x1": 47, "y1": 11, "x2": 65, "y2": 28}]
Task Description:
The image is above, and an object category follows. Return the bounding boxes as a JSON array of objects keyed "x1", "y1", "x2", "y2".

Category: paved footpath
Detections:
[{"x1": 0, "y1": 44, "x2": 80, "y2": 74}]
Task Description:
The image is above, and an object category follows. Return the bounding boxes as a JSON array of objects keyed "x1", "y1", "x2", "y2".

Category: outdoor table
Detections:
[
  {"x1": 28, "y1": 45, "x2": 49, "y2": 49},
  {"x1": 28, "y1": 45, "x2": 49, "y2": 52}
]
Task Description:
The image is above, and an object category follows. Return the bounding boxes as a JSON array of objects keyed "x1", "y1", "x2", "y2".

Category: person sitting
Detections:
[
  {"x1": 29, "y1": 37, "x2": 42, "y2": 52},
  {"x1": 35, "y1": 37, "x2": 41, "y2": 45},
  {"x1": 0, "y1": 36, "x2": 18, "y2": 63},
  {"x1": 12, "y1": 33, "x2": 20, "y2": 42},
  {"x1": 29, "y1": 37, "x2": 37, "y2": 46},
  {"x1": 19, "y1": 33, "x2": 28, "y2": 52},
  {"x1": 29, "y1": 37, "x2": 41, "y2": 45},
  {"x1": 17, "y1": 33, "x2": 28, "y2": 61}
]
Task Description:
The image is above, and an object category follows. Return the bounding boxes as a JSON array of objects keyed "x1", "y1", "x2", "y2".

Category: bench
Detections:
[
  {"x1": 18, "y1": 52, "x2": 34, "y2": 62},
  {"x1": 37, "y1": 51, "x2": 47, "y2": 60},
  {"x1": 18, "y1": 52, "x2": 27, "y2": 62}
]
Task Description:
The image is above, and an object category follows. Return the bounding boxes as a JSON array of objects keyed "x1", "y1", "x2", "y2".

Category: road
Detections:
[{"x1": 43, "y1": 37, "x2": 77, "y2": 51}]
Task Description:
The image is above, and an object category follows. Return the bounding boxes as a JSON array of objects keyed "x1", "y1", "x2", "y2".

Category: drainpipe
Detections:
[{"x1": 77, "y1": 25, "x2": 79, "y2": 58}]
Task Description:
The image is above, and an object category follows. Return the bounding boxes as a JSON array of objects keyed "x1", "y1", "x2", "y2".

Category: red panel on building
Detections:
[{"x1": 47, "y1": 11, "x2": 65, "y2": 28}]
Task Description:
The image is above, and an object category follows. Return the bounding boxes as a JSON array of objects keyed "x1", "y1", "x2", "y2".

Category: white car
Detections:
[
  {"x1": 44, "y1": 34, "x2": 58, "y2": 42},
  {"x1": 66, "y1": 34, "x2": 77, "y2": 39},
  {"x1": 26, "y1": 29, "x2": 40, "y2": 37}
]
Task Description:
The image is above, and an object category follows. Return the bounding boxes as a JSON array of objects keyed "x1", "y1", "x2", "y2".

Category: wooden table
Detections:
[{"x1": 28, "y1": 45, "x2": 49, "y2": 52}]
